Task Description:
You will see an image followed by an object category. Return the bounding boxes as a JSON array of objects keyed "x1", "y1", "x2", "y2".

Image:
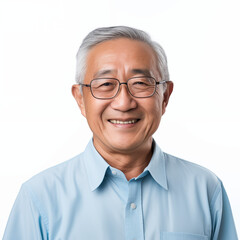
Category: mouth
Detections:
[{"x1": 108, "y1": 119, "x2": 140, "y2": 125}]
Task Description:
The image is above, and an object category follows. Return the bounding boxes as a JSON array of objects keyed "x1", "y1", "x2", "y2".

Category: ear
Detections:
[
  {"x1": 162, "y1": 81, "x2": 174, "y2": 115},
  {"x1": 72, "y1": 84, "x2": 86, "y2": 117}
]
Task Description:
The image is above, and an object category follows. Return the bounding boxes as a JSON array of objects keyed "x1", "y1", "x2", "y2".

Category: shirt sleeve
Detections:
[
  {"x1": 3, "y1": 184, "x2": 48, "y2": 240},
  {"x1": 210, "y1": 181, "x2": 238, "y2": 240}
]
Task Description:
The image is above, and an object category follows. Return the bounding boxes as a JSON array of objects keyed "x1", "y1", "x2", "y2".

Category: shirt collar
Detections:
[
  {"x1": 83, "y1": 138, "x2": 168, "y2": 191},
  {"x1": 144, "y1": 140, "x2": 168, "y2": 190},
  {"x1": 83, "y1": 139, "x2": 109, "y2": 191}
]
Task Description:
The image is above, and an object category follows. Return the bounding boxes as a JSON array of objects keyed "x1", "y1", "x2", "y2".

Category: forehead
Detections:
[{"x1": 85, "y1": 38, "x2": 158, "y2": 79}]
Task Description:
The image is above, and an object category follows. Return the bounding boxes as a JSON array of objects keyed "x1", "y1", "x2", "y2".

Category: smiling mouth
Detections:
[{"x1": 108, "y1": 119, "x2": 139, "y2": 124}]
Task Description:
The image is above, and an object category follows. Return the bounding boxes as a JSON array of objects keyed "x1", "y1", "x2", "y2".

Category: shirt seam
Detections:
[
  {"x1": 209, "y1": 180, "x2": 221, "y2": 209},
  {"x1": 23, "y1": 183, "x2": 49, "y2": 233}
]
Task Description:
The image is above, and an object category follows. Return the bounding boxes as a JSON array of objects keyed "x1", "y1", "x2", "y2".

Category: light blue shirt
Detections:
[{"x1": 3, "y1": 139, "x2": 238, "y2": 240}]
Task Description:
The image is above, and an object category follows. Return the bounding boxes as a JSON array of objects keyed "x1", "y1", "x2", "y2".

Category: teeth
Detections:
[{"x1": 110, "y1": 119, "x2": 137, "y2": 124}]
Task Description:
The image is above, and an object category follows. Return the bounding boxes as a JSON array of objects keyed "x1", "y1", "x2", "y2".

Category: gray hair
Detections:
[{"x1": 75, "y1": 26, "x2": 170, "y2": 86}]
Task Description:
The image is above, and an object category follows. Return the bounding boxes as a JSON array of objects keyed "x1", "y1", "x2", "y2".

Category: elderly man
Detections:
[{"x1": 3, "y1": 26, "x2": 238, "y2": 240}]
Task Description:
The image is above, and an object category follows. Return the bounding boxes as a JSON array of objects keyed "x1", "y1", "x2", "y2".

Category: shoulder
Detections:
[
  {"x1": 163, "y1": 152, "x2": 221, "y2": 201},
  {"x1": 22, "y1": 153, "x2": 84, "y2": 195},
  {"x1": 163, "y1": 152, "x2": 219, "y2": 182},
  {"x1": 19, "y1": 153, "x2": 88, "y2": 219}
]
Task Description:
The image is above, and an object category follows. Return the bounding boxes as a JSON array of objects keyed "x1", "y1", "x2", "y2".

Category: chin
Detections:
[{"x1": 106, "y1": 137, "x2": 144, "y2": 153}]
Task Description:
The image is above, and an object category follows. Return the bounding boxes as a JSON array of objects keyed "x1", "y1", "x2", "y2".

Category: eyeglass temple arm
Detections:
[
  {"x1": 156, "y1": 80, "x2": 168, "y2": 85},
  {"x1": 79, "y1": 83, "x2": 91, "y2": 87}
]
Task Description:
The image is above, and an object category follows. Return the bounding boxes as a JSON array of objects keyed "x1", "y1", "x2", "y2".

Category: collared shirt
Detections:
[{"x1": 3, "y1": 139, "x2": 238, "y2": 240}]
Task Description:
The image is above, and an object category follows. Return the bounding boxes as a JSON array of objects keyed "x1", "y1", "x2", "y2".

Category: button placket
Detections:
[{"x1": 124, "y1": 179, "x2": 144, "y2": 240}]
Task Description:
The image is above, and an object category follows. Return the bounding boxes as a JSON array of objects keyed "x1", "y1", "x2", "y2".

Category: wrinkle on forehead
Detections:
[
  {"x1": 93, "y1": 68, "x2": 154, "y2": 79},
  {"x1": 85, "y1": 38, "x2": 160, "y2": 81}
]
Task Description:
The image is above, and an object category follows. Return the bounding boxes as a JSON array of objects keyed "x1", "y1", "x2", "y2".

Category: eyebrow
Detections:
[
  {"x1": 131, "y1": 68, "x2": 152, "y2": 76},
  {"x1": 93, "y1": 68, "x2": 152, "y2": 78},
  {"x1": 93, "y1": 69, "x2": 117, "y2": 78}
]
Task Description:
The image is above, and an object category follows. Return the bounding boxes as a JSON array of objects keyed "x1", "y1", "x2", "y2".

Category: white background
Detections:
[{"x1": 0, "y1": 0, "x2": 239, "y2": 237}]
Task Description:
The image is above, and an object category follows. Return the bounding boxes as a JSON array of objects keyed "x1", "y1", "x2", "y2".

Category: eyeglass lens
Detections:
[{"x1": 90, "y1": 77, "x2": 156, "y2": 99}]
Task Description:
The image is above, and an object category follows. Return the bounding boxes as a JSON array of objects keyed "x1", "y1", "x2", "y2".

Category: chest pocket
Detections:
[{"x1": 161, "y1": 232, "x2": 209, "y2": 240}]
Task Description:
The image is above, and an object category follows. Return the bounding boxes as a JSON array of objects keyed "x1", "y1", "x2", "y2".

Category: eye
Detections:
[
  {"x1": 131, "y1": 79, "x2": 152, "y2": 88},
  {"x1": 99, "y1": 82, "x2": 114, "y2": 87},
  {"x1": 92, "y1": 79, "x2": 118, "y2": 92},
  {"x1": 133, "y1": 81, "x2": 148, "y2": 85}
]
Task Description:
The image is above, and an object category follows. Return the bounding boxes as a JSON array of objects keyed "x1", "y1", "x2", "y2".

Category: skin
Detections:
[{"x1": 72, "y1": 38, "x2": 173, "y2": 180}]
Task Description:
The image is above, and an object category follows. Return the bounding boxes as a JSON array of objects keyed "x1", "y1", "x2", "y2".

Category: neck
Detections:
[{"x1": 93, "y1": 138, "x2": 153, "y2": 181}]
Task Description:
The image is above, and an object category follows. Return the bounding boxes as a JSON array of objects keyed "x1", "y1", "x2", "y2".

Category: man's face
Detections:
[{"x1": 72, "y1": 38, "x2": 173, "y2": 154}]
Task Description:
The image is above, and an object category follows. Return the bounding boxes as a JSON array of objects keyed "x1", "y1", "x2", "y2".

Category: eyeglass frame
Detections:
[{"x1": 78, "y1": 76, "x2": 168, "y2": 100}]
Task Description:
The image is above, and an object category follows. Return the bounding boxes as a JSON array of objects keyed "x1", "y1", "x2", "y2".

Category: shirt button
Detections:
[
  {"x1": 112, "y1": 170, "x2": 117, "y2": 175},
  {"x1": 130, "y1": 203, "x2": 137, "y2": 209}
]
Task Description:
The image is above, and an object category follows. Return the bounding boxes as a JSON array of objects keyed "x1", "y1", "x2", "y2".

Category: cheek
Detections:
[
  {"x1": 151, "y1": 105, "x2": 162, "y2": 126},
  {"x1": 150, "y1": 94, "x2": 163, "y2": 116},
  {"x1": 145, "y1": 97, "x2": 163, "y2": 130},
  {"x1": 84, "y1": 98, "x2": 109, "y2": 123}
]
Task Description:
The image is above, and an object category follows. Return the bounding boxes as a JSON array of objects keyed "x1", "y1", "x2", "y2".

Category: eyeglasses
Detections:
[{"x1": 79, "y1": 76, "x2": 167, "y2": 99}]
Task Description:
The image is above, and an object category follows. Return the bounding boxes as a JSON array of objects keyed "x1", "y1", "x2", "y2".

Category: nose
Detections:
[{"x1": 111, "y1": 83, "x2": 137, "y2": 112}]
